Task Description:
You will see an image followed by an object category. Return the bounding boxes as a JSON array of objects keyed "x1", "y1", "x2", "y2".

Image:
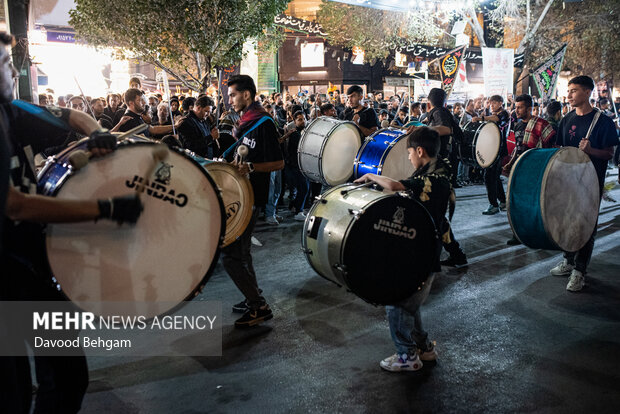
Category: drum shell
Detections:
[
  {"x1": 460, "y1": 121, "x2": 501, "y2": 168},
  {"x1": 298, "y1": 117, "x2": 362, "y2": 186},
  {"x1": 353, "y1": 128, "x2": 413, "y2": 181},
  {"x1": 507, "y1": 147, "x2": 599, "y2": 251},
  {"x1": 302, "y1": 184, "x2": 438, "y2": 305}
]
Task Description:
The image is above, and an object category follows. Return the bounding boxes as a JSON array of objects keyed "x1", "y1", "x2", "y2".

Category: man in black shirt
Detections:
[
  {"x1": 104, "y1": 93, "x2": 124, "y2": 126},
  {"x1": 112, "y1": 88, "x2": 173, "y2": 137},
  {"x1": 549, "y1": 76, "x2": 618, "y2": 292},
  {"x1": 91, "y1": 98, "x2": 114, "y2": 129},
  {"x1": 341, "y1": 85, "x2": 379, "y2": 137},
  {"x1": 472, "y1": 95, "x2": 509, "y2": 215},
  {"x1": 223, "y1": 75, "x2": 284, "y2": 328},
  {"x1": 177, "y1": 95, "x2": 219, "y2": 158},
  {"x1": 409, "y1": 88, "x2": 467, "y2": 268}
]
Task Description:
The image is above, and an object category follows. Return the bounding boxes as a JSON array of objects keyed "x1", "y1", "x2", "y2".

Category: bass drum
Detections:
[
  {"x1": 460, "y1": 121, "x2": 501, "y2": 168},
  {"x1": 507, "y1": 147, "x2": 599, "y2": 251},
  {"x1": 37, "y1": 140, "x2": 226, "y2": 319},
  {"x1": 186, "y1": 153, "x2": 254, "y2": 247},
  {"x1": 353, "y1": 128, "x2": 414, "y2": 181},
  {"x1": 302, "y1": 184, "x2": 438, "y2": 305},
  {"x1": 298, "y1": 116, "x2": 362, "y2": 186}
]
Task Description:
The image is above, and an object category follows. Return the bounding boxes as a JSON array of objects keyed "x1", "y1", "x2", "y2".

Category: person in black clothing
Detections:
[
  {"x1": 0, "y1": 31, "x2": 144, "y2": 414},
  {"x1": 91, "y1": 98, "x2": 114, "y2": 129},
  {"x1": 341, "y1": 85, "x2": 379, "y2": 137},
  {"x1": 285, "y1": 111, "x2": 310, "y2": 221},
  {"x1": 105, "y1": 93, "x2": 124, "y2": 126},
  {"x1": 472, "y1": 95, "x2": 509, "y2": 215},
  {"x1": 170, "y1": 97, "x2": 182, "y2": 119},
  {"x1": 177, "y1": 95, "x2": 219, "y2": 158},
  {"x1": 222, "y1": 75, "x2": 284, "y2": 328},
  {"x1": 409, "y1": 88, "x2": 467, "y2": 268},
  {"x1": 548, "y1": 76, "x2": 619, "y2": 292},
  {"x1": 112, "y1": 88, "x2": 173, "y2": 137}
]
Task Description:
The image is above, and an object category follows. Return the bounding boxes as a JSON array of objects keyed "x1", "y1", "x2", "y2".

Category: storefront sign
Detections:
[
  {"x1": 274, "y1": 14, "x2": 328, "y2": 37},
  {"x1": 46, "y1": 31, "x2": 75, "y2": 43}
]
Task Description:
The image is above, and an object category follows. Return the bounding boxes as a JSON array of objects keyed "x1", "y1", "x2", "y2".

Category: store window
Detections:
[{"x1": 301, "y1": 43, "x2": 325, "y2": 68}]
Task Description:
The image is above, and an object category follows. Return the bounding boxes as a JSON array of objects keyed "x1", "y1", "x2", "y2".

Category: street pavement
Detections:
[{"x1": 83, "y1": 170, "x2": 620, "y2": 414}]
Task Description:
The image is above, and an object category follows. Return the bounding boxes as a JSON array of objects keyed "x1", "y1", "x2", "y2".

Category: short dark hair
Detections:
[
  {"x1": 546, "y1": 101, "x2": 562, "y2": 117},
  {"x1": 489, "y1": 95, "x2": 504, "y2": 103},
  {"x1": 568, "y1": 75, "x2": 595, "y2": 91},
  {"x1": 411, "y1": 102, "x2": 421, "y2": 110},
  {"x1": 293, "y1": 110, "x2": 305, "y2": 119},
  {"x1": 428, "y1": 88, "x2": 446, "y2": 108},
  {"x1": 421, "y1": 103, "x2": 427, "y2": 111},
  {"x1": 346, "y1": 85, "x2": 364, "y2": 96},
  {"x1": 515, "y1": 94, "x2": 533, "y2": 108},
  {"x1": 320, "y1": 103, "x2": 335, "y2": 115},
  {"x1": 90, "y1": 98, "x2": 102, "y2": 106},
  {"x1": 406, "y1": 126, "x2": 440, "y2": 158},
  {"x1": 182, "y1": 97, "x2": 196, "y2": 111},
  {"x1": 195, "y1": 95, "x2": 214, "y2": 108},
  {"x1": 398, "y1": 107, "x2": 408, "y2": 114},
  {"x1": 124, "y1": 88, "x2": 143, "y2": 104},
  {"x1": 0, "y1": 32, "x2": 14, "y2": 46},
  {"x1": 227, "y1": 74, "x2": 257, "y2": 99},
  {"x1": 379, "y1": 109, "x2": 389, "y2": 115},
  {"x1": 129, "y1": 77, "x2": 142, "y2": 87},
  {"x1": 599, "y1": 98, "x2": 609, "y2": 106},
  {"x1": 290, "y1": 104, "x2": 302, "y2": 114}
]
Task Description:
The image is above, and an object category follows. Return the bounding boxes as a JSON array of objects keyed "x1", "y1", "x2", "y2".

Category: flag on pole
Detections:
[
  {"x1": 532, "y1": 45, "x2": 567, "y2": 102},
  {"x1": 437, "y1": 45, "x2": 467, "y2": 98}
]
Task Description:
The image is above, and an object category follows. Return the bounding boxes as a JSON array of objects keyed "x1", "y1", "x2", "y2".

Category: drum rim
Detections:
[
  {"x1": 298, "y1": 117, "x2": 361, "y2": 186},
  {"x1": 44, "y1": 140, "x2": 227, "y2": 319},
  {"x1": 506, "y1": 146, "x2": 534, "y2": 247},
  {"x1": 473, "y1": 121, "x2": 501, "y2": 168},
  {"x1": 354, "y1": 128, "x2": 405, "y2": 178}
]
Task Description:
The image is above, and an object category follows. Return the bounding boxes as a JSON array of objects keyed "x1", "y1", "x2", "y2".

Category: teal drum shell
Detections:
[{"x1": 507, "y1": 147, "x2": 600, "y2": 252}]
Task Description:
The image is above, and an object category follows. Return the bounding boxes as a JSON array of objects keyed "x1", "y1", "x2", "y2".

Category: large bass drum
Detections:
[
  {"x1": 507, "y1": 147, "x2": 599, "y2": 251},
  {"x1": 37, "y1": 140, "x2": 226, "y2": 318},
  {"x1": 460, "y1": 121, "x2": 501, "y2": 168},
  {"x1": 298, "y1": 116, "x2": 362, "y2": 186},
  {"x1": 353, "y1": 128, "x2": 414, "y2": 181},
  {"x1": 302, "y1": 184, "x2": 438, "y2": 305}
]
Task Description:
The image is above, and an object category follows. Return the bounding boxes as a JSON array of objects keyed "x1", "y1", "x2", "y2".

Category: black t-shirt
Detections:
[
  {"x1": 237, "y1": 117, "x2": 284, "y2": 207},
  {"x1": 556, "y1": 109, "x2": 619, "y2": 190},
  {"x1": 427, "y1": 107, "x2": 455, "y2": 157},
  {"x1": 342, "y1": 106, "x2": 379, "y2": 135},
  {"x1": 286, "y1": 128, "x2": 303, "y2": 168},
  {"x1": 177, "y1": 111, "x2": 213, "y2": 158},
  {"x1": 118, "y1": 109, "x2": 150, "y2": 137},
  {"x1": 491, "y1": 109, "x2": 510, "y2": 157},
  {"x1": 96, "y1": 113, "x2": 114, "y2": 130},
  {"x1": 104, "y1": 107, "x2": 124, "y2": 126}
]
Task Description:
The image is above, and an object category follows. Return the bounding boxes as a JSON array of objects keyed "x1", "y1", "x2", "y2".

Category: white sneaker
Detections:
[
  {"x1": 550, "y1": 259, "x2": 574, "y2": 276},
  {"x1": 294, "y1": 212, "x2": 307, "y2": 222},
  {"x1": 265, "y1": 216, "x2": 279, "y2": 225},
  {"x1": 566, "y1": 270, "x2": 585, "y2": 292},
  {"x1": 251, "y1": 236, "x2": 262, "y2": 247},
  {"x1": 380, "y1": 353, "x2": 423, "y2": 372}
]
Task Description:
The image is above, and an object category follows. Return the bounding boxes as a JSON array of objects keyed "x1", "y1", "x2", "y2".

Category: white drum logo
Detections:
[{"x1": 373, "y1": 207, "x2": 416, "y2": 239}]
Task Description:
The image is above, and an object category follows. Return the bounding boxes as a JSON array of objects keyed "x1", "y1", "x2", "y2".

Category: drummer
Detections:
[
  {"x1": 354, "y1": 127, "x2": 448, "y2": 372},
  {"x1": 471, "y1": 95, "x2": 509, "y2": 215},
  {"x1": 0, "y1": 31, "x2": 143, "y2": 413},
  {"x1": 548, "y1": 76, "x2": 618, "y2": 292},
  {"x1": 341, "y1": 85, "x2": 379, "y2": 137}
]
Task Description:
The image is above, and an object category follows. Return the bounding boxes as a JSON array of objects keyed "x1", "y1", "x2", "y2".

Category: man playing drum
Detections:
[
  {"x1": 0, "y1": 32, "x2": 143, "y2": 413},
  {"x1": 472, "y1": 95, "x2": 509, "y2": 215},
  {"x1": 503, "y1": 94, "x2": 556, "y2": 245},
  {"x1": 354, "y1": 127, "x2": 448, "y2": 371},
  {"x1": 548, "y1": 76, "x2": 618, "y2": 292}
]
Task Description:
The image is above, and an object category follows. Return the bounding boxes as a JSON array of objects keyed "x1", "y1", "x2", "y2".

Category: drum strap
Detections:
[
  {"x1": 220, "y1": 116, "x2": 272, "y2": 160},
  {"x1": 584, "y1": 109, "x2": 601, "y2": 142}
]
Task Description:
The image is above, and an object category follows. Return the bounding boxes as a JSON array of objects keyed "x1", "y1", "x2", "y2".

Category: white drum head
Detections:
[
  {"x1": 475, "y1": 122, "x2": 501, "y2": 168},
  {"x1": 322, "y1": 123, "x2": 362, "y2": 185},
  {"x1": 46, "y1": 144, "x2": 224, "y2": 318},
  {"x1": 381, "y1": 136, "x2": 414, "y2": 181},
  {"x1": 542, "y1": 147, "x2": 599, "y2": 252}
]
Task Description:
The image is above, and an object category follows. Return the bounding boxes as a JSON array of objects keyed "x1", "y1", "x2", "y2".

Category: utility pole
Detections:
[{"x1": 6, "y1": 0, "x2": 33, "y2": 102}]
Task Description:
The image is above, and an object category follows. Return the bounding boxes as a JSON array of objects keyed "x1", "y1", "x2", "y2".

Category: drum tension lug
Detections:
[
  {"x1": 333, "y1": 263, "x2": 347, "y2": 275},
  {"x1": 301, "y1": 248, "x2": 313, "y2": 255},
  {"x1": 348, "y1": 209, "x2": 364, "y2": 219}
]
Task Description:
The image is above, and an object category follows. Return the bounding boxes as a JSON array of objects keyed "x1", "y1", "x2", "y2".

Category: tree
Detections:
[{"x1": 69, "y1": 0, "x2": 291, "y2": 92}]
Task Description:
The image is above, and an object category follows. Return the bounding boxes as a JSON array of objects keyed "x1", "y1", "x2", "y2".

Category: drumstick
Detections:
[
  {"x1": 116, "y1": 124, "x2": 149, "y2": 141},
  {"x1": 136, "y1": 144, "x2": 170, "y2": 195},
  {"x1": 236, "y1": 145, "x2": 249, "y2": 164}
]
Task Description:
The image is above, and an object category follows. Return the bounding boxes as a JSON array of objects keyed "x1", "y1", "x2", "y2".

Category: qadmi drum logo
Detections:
[
  {"x1": 373, "y1": 206, "x2": 416, "y2": 239},
  {"x1": 126, "y1": 162, "x2": 188, "y2": 207}
]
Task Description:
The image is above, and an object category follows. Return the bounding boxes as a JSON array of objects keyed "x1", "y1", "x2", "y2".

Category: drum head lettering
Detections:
[{"x1": 474, "y1": 122, "x2": 501, "y2": 168}]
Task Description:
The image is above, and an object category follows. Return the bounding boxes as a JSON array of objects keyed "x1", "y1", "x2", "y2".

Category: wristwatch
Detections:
[{"x1": 247, "y1": 162, "x2": 255, "y2": 173}]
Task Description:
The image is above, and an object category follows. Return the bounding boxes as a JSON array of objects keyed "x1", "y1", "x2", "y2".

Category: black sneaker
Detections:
[
  {"x1": 440, "y1": 256, "x2": 468, "y2": 268},
  {"x1": 234, "y1": 305, "x2": 273, "y2": 329},
  {"x1": 506, "y1": 236, "x2": 521, "y2": 246},
  {"x1": 232, "y1": 300, "x2": 248, "y2": 313}
]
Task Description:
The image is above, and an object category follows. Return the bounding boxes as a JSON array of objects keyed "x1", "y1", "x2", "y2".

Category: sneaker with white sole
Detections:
[
  {"x1": 294, "y1": 211, "x2": 307, "y2": 222},
  {"x1": 418, "y1": 343, "x2": 438, "y2": 361},
  {"x1": 265, "y1": 216, "x2": 279, "y2": 225},
  {"x1": 566, "y1": 269, "x2": 585, "y2": 292},
  {"x1": 380, "y1": 353, "x2": 423, "y2": 372},
  {"x1": 550, "y1": 259, "x2": 574, "y2": 276}
]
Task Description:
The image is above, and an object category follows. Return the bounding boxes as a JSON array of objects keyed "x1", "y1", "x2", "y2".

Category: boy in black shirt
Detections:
[
  {"x1": 549, "y1": 76, "x2": 618, "y2": 291},
  {"x1": 285, "y1": 111, "x2": 310, "y2": 221},
  {"x1": 341, "y1": 85, "x2": 379, "y2": 137},
  {"x1": 355, "y1": 127, "x2": 448, "y2": 371}
]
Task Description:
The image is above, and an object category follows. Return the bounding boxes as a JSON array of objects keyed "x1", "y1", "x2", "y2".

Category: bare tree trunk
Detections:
[
  {"x1": 517, "y1": 0, "x2": 555, "y2": 54},
  {"x1": 466, "y1": 8, "x2": 487, "y2": 48}
]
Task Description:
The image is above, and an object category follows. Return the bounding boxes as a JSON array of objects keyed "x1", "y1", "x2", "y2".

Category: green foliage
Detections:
[
  {"x1": 316, "y1": 1, "x2": 453, "y2": 61},
  {"x1": 70, "y1": 0, "x2": 291, "y2": 91}
]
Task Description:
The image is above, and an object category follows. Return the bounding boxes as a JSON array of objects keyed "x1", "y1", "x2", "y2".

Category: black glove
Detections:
[
  {"x1": 87, "y1": 130, "x2": 117, "y2": 151},
  {"x1": 98, "y1": 195, "x2": 143, "y2": 225}
]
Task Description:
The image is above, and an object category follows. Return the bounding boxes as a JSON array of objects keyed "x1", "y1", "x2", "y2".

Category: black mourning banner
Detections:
[
  {"x1": 274, "y1": 14, "x2": 329, "y2": 37},
  {"x1": 397, "y1": 44, "x2": 524, "y2": 68}
]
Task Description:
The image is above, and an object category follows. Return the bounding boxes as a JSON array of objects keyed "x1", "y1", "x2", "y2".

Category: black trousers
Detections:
[
  {"x1": 220, "y1": 208, "x2": 266, "y2": 310},
  {"x1": 0, "y1": 254, "x2": 89, "y2": 414},
  {"x1": 484, "y1": 162, "x2": 506, "y2": 207}
]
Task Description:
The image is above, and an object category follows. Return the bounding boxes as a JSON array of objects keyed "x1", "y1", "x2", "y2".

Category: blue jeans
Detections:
[
  {"x1": 386, "y1": 273, "x2": 436, "y2": 355},
  {"x1": 457, "y1": 161, "x2": 469, "y2": 182},
  {"x1": 265, "y1": 170, "x2": 282, "y2": 218}
]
